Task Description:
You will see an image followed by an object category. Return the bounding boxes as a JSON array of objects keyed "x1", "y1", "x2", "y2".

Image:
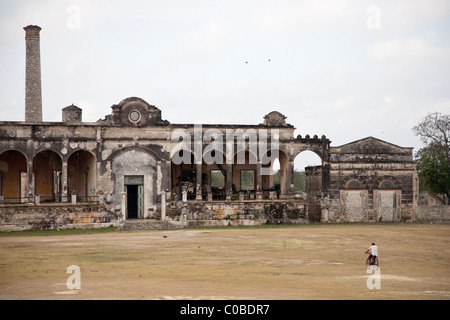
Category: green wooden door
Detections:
[
  {"x1": 124, "y1": 185, "x2": 128, "y2": 217},
  {"x1": 138, "y1": 185, "x2": 144, "y2": 218}
]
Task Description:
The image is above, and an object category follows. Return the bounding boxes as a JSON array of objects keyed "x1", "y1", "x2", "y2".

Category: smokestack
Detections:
[{"x1": 24, "y1": 25, "x2": 42, "y2": 123}]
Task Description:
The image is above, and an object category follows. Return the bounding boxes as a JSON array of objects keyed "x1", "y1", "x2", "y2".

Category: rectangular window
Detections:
[
  {"x1": 240, "y1": 170, "x2": 255, "y2": 191},
  {"x1": 210, "y1": 170, "x2": 225, "y2": 188}
]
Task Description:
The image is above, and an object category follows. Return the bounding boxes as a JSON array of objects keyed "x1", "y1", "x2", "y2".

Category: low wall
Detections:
[
  {"x1": 173, "y1": 200, "x2": 309, "y2": 226},
  {"x1": 416, "y1": 205, "x2": 450, "y2": 222},
  {"x1": 0, "y1": 204, "x2": 119, "y2": 232},
  {"x1": 6, "y1": 201, "x2": 445, "y2": 232}
]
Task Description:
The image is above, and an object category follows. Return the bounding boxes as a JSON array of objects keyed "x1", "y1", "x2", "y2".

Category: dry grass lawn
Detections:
[{"x1": 0, "y1": 223, "x2": 449, "y2": 300}]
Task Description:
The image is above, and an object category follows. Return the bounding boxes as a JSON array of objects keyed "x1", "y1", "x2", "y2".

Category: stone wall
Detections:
[
  {"x1": 172, "y1": 200, "x2": 308, "y2": 227},
  {"x1": 327, "y1": 137, "x2": 416, "y2": 222},
  {"x1": 416, "y1": 205, "x2": 450, "y2": 222},
  {"x1": 0, "y1": 204, "x2": 119, "y2": 232}
]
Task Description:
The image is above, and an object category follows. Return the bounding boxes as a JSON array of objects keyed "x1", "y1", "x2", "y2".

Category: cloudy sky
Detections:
[{"x1": 0, "y1": 0, "x2": 449, "y2": 169}]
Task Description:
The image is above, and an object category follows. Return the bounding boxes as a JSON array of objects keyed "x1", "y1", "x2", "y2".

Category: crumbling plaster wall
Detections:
[{"x1": 110, "y1": 148, "x2": 157, "y2": 216}]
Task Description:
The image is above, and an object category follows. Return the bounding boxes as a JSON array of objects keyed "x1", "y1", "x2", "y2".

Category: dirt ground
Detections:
[{"x1": 0, "y1": 223, "x2": 449, "y2": 300}]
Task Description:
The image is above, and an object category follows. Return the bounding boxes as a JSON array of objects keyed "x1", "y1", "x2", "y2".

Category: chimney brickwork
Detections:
[{"x1": 24, "y1": 25, "x2": 42, "y2": 123}]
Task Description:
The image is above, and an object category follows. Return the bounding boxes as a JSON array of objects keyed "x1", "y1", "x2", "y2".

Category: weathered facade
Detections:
[
  {"x1": 0, "y1": 26, "x2": 418, "y2": 230},
  {"x1": 327, "y1": 137, "x2": 417, "y2": 222}
]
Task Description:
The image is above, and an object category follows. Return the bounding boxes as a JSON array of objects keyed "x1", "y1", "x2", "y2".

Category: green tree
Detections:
[
  {"x1": 413, "y1": 112, "x2": 450, "y2": 204},
  {"x1": 272, "y1": 169, "x2": 305, "y2": 191},
  {"x1": 293, "y1": 170, "x2": 306, "y2": 191}
]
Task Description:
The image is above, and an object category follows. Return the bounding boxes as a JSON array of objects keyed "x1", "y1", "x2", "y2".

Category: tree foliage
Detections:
[
  {"x1": 273, "y1": 169, "x2": 305, "y2": 191},
  {"x1": 413, "y1": 112, "x2": 450, "y2": 204},
  {"x1": 415, "y1": 142, "x2": 450, "y2": 202}
]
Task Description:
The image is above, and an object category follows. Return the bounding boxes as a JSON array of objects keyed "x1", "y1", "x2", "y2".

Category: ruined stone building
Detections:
[{"x1": 0, "y1": 26, "x2": 418, "y2": 230}]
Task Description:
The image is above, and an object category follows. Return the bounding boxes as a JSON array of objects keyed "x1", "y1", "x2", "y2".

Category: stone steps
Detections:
[{"x1": 118, "y1": 219, "x2": 184, "y2": 231}]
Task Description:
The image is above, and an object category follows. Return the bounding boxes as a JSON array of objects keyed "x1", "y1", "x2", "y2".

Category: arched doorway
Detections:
[
  {"x1": 0, "y1": 150, "x2": 27, "y2": 203},
  {"x1": 111, "y1": 148, "x2": 157, "y2": 219},
  {"x1": 171, "y1": 151, "x2": 197, "y2": 200},
  {"x1": 33, "y1": 150, "x2": 62, "y2": 202},
  {"x1": 294, "y1": 150, "x2": 323, "y2": 194},
  {"x1": 260, "y1": 149, "x2": 290, "y2": 198},
  {"x1": 68, "y1": 150, "x2": 97, "y2": 202}
]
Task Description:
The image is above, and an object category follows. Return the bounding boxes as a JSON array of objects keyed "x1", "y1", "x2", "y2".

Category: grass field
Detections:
[{"x1": 0, "y1": 223, "x2": 449, "y2": 300}]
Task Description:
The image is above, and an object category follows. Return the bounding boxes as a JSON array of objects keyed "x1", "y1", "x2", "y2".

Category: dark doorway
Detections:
[
  {"x1": 124, "y1": 175, "x2": 144, "y2": 219},
  {"x1": 126, "y1": 185, "x2": 138, "y2": 219}
]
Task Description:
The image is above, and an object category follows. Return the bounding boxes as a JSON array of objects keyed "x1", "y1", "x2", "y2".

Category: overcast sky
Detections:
[{"x1": 0, "y1": 0, "x2": 449, "y2": 169}]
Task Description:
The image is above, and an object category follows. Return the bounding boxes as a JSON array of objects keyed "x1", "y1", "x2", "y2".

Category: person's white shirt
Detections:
[{"x1": 369, "y1": 245, "x2": 378, "y2": 257}]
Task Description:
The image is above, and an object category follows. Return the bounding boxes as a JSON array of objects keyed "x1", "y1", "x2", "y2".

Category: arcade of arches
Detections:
[{"x1": 0, "y1": 98, "x2": 417, "y2": 225}]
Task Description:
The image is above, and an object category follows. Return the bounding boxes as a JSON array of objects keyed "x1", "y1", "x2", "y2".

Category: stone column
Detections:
[
  {"x1": 24, "y1": 25, "x2": 42, "y2": 123},
  {"x1": 27, "y1": 160, "x2": 34, "y2": 203},
  {"x1": 196, "y1": 163, "x2": 202, "y2": 200},
  {"x1": 286, "y1": 160, "x2": 295, "y2": 197},
  {"x1": 256, "y1": 161, "x2": 263, "y2": 200},
  {"x1": 61, "y1": 161, "x2": 68, "y2": 202},
  {"x1": 121, "y1": 192, "x2": 127, "y2": 221},
  {"x1": 161, "y1": 191, "x2": 166, "y2": 221},
  {"x1": 160, "y1": 159, "x2": 171, "y2": 195},
  {"x1": 226, "y1": 163, "x2": 232, "y2": 200}
]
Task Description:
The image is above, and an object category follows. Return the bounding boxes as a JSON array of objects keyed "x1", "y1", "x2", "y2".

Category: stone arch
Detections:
[
  {"x1": 67, "y1": 150, "x2": 97, "y2": 201},
  {"x1": 67, "y1": 148, "x2": 97, "y2": 161},
  {"x1": 259, "y1": 148, "x2": 290, "y2": 194},
  {"x1": 0, "y1": 149, "x2": 28, "y2": 162},
  {"x1": 170, "y1": 148, "x2": 197, "y2": 200},
  {"x1": 33, "y1": 150, "x2": 63, "y2": 202},
  {"x1": 293, "y1": 148, "x2": 324, "y2": 164},
  {"x1": 292, "y1": 134, "x2": 331, "y2": 164},
  {"x1": 378, "y1": 179, "x2": 397, "y2": 189},
  {"x1": 345, "y1": 179, "x2": 363, "y2": 189},
  {"x1": 30, "y1": 144, "x2": 64, "y2": 163},
  {"x1": 107, "y1": 146, "x2": 163, "y2": 163},
  {"x1": 0, "y1": 150, "x2": 28, "y2": 202},
  {"x1": 293, "y1": 149, "x2": 324, "y2": 195},
  {"x1": 294, "y1": 150, "x2": 323, "y2": 170}
]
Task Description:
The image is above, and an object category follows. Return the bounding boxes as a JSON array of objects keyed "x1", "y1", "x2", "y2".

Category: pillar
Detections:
[
  {"x1": 121, "y1": 192, "x2": 127, "y2": 220},
  {"x1": 161, "y1": 190, "x2": 166, "y2": 221},
  {"x1": 286, "y1": 160, "x2": 295, "y2": 197},
  {"x1": 196, "y1": 163, "x2": 202, "y2": 200},
  {"x1": 27, "y1": 160, "x2": 34, "y2": 203},
  {"x1": 256, "y1": 161, "x2": 262, "y2": 200},
  {"x1": 24, "y1": 25, "x2": 42, "y2": 123},
  {"x1": 61, "y1": 161, "x2": 68, "y2": 202},
  {"x1": 226, "y1": 163, "x2": 232, "y2": 200}
]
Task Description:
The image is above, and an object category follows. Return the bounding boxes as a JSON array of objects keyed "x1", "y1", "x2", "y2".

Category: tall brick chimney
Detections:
[{"x1": 24, "y1": 25, "x2": 42, "y2": 123}]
